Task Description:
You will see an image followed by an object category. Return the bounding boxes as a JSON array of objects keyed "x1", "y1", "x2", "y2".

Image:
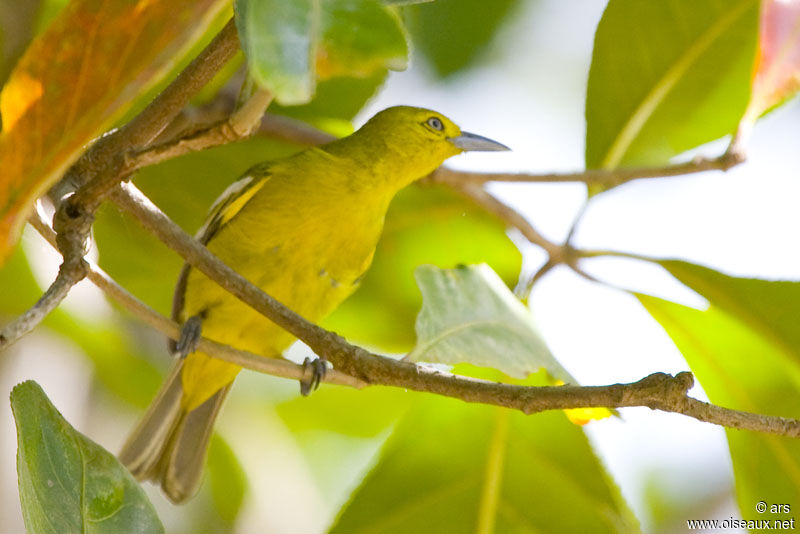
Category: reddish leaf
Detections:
[
  {"x1": 0, "y1": 0, "x2": 230, "y2": 264},
  {"x1": 741, "y1": 0, "x2": 800, "y2": 125}
]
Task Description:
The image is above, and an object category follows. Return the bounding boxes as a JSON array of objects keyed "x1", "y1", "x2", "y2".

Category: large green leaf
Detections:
[
  {"x1": 11, "y1": 381, "x2": 164, "y2": 534},
  {"x1": 639, "y1": 294, "x2": 800, "y2": 525},
  {"x1": 661, "y1": 260, "x2": 800, "y2": 361},
  {"x1": 324, "y1": 184, "x2": 522, "y2": 352},
  {"x1": 330, "y1": 370, "x2": 639, "y2": 533},
  {"x1": 235, "y1": 0, "x2": 316, "y2": 104},
  {"x1": 585, "y1": 0, "x2": 759, "y2": 171},
  {"x1": 406, "y1": 0, "x2": 519, "y2": 78},
  {"x1": 409, "y1": 264, "x2": 573, "y2": 382},
  {"x1": 659, "y1": 259, "x2": 800, "y2": 366},
  {"x1": 235, "y1": 0, "x2": 407, "y2": 105}
]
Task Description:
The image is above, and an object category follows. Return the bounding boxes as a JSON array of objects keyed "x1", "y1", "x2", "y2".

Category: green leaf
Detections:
[
  {"x1": 318, "y1": 0, "x2": 407, "y2": 79},
  {"x1": 638, "y1": 295, "x2": 800, "y2": 525},
  {"x1": 406, "y1": 0, "x2": 519, "y2": 77},
  {"x1": 323, "y1": 184, "x2": 522, "y2": 352},
  {"x1": 11, "y1": 381, "x2": 164, "y2": 534},
  {"x1": 235, "y1": 0, "x2": 407, "y2": 105},
  {"x1": 658, "y1": 259, "x2": 800, "y2": 366},
  {"x1": 235, "y1": 0, "x2": 316, "y2": 104},
  {"x1": 585, "y1": 0, "x2": 759, "y2": 171},
  {"x1": 409, "y1": 264, "x2": 573, "y2": 382},
  {"x1": 330, "y1": 374, "x2": 639, "y2": 534}
]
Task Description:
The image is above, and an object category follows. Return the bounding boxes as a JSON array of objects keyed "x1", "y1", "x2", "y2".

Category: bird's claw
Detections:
[
  {"x1": 176, "y1": 315, "x2": 203, "y2": 358},
  {"x1": 300, "y1": 357, "x2": 328, "y2": 396}
]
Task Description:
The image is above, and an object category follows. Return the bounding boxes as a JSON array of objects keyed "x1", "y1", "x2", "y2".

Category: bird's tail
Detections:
[{"x1": 119, "y1": 359, "x2": 231, "y2": 504}]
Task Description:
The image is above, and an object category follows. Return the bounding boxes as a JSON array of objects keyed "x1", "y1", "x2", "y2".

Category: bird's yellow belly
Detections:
[{"x1": 179, "y1": 202, "x2": 380, "y2": 409}]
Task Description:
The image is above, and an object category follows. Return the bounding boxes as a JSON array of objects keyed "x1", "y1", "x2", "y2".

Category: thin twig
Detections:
[
  {"x1": 107, "y1": 181, "x2": 800, "y2": 438},
  {"x1": 430, "y1": 151, "x2": 744, "y2": 187},
  {"x1": 247, "y1": 113, "x2": 747, "y2": 190},
  {"x1": 259, "y1": 113, "x2": 337, "y2": 146},
  {"x1": 0, "y1": 259, "x2": 85, "y2": 349},
  {"x1": 124, "y1": 89, "x2": 274, "y2": 172}
]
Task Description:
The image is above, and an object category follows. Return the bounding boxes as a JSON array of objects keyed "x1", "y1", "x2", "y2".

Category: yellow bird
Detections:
[{"x1": 119, "y1": 106, "x2": 509, "y2": 503}]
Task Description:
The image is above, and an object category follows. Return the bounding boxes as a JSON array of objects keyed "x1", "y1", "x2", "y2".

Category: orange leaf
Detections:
[
  {"x1": 0, "y1": 0, "x2": 230, "y2": 264},
  {"x1": 741, "y1": 0, "x2": 800, "y2": 126}
]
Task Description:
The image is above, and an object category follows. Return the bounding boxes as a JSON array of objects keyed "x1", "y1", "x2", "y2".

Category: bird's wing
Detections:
[{"x1": 169, "y1": 164, "x2": 272, "y2": 339}]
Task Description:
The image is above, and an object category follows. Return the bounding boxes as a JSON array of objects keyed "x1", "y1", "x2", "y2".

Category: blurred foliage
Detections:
[
  {"x1": 12, "y1": 381, "x2": 164, "y2": 533},
  {"x1": 585, "y1": 0, "x2": 758, "y2": 176},
  {"x1": 0, "y1": 239, "x2": 163, "y2": 408},
  {"x1": 277, "y1": 385, "x2": 413, "y2": 505},
  {"x1": 235, "y1": 0, "x2": 407, "y2": 105},
  {"x1": 405, "y1": 0, "x2": 520, "y2": 77},
  {"x1": 331, "y1": 368, "x2": 639, "y2": 533},
  {"x1": 207, "y1": 435, "x2": 248, "y2": 526}
]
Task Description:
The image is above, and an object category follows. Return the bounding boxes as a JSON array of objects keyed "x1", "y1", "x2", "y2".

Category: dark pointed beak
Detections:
[{"x1": 449, "y1": 131, "x2": 510, "y2": 152}]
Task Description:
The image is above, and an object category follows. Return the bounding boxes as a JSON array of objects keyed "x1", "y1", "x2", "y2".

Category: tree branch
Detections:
[
  {"x1": 106, "y1": 181, "x2": 800, "y2": 438},
  {"x1": 0, "y1": 255, "x2": 85, "y2": 349},
  {"x1": 430, "y1": 151, "x2": 744, "y2": 187},
  {"x1": 124, "y1": 88, "x2": 274, "y2": 172}
]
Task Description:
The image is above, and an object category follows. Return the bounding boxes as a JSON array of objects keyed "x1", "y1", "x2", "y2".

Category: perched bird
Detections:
[{"x1": 119, "y1": 106, "x2": 509, "y2": 503}]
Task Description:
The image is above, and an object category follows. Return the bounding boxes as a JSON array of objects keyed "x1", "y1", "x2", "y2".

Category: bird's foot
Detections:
[
  {"x1": 300, "y1": 357, "x2": 328, "y2": 396},
  {"x1": 175, "y1": 315, "x2": 203, "y2": 357}
]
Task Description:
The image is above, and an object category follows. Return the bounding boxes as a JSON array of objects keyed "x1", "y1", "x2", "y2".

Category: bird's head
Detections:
[{"x1": 350, "y1": 106, "x2": 509, "y2": 188}]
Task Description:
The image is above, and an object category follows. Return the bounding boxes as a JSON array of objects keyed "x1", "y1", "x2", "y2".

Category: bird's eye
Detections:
[{"x1": 427, "y1": 117, "x2": 444, "y2": 131}]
